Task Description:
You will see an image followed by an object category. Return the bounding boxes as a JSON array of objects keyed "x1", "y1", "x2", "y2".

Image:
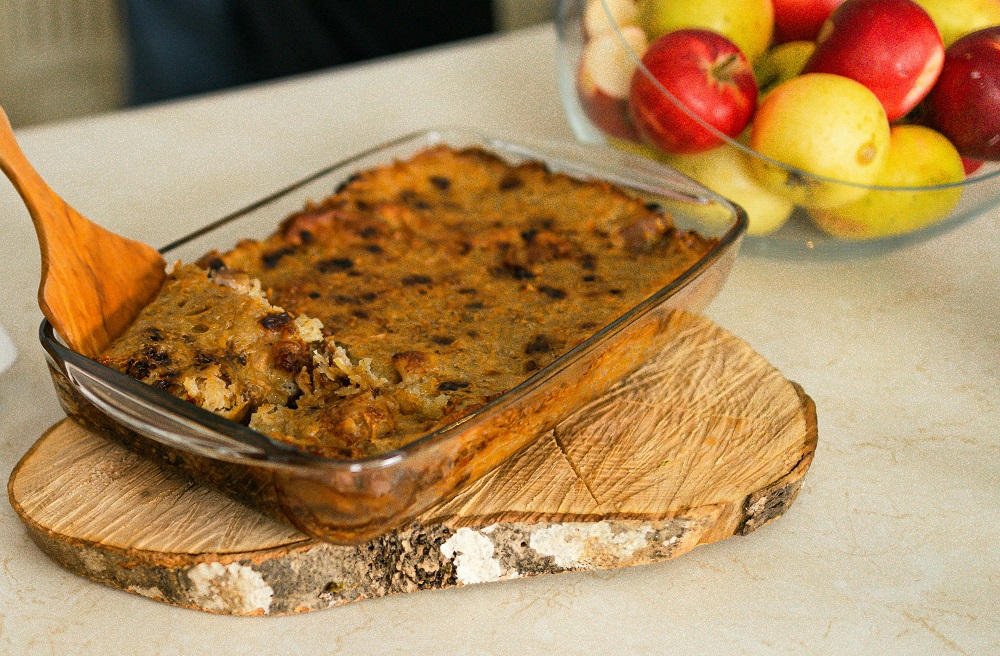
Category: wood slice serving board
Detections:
[{"x1": 9, "y1": 313, "x2": 817, "y2": 616}]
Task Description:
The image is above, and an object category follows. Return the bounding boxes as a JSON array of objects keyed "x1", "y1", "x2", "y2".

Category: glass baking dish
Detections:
[{"x1": 40, "y1": 129, "x2": 747, "y2": 544}]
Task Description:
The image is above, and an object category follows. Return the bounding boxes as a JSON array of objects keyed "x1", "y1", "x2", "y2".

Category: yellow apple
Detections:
[
  {"x1": 638, "y1": 0, "x2": 774, "y2": 61},
  {"x1": 584, "y1": 0, "x2": 640, "y2": 38},
  {"x1": 749, "y1": 73, "x2": 891, "y2": 209},
  {"x1": 662, "y1": 145, "x2": 794, "y2": 235},
  {"x1": 810, "y1": 125, "x2": 965, "y2": 239},
  {"x1": 913, "y1": 0, "x2": 1000, "y2": 46}
]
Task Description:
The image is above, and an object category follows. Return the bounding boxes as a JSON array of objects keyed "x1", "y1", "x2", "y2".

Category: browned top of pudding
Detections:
[{"x1": 100, "y1": 146, "x2": 716, "y2": 458}]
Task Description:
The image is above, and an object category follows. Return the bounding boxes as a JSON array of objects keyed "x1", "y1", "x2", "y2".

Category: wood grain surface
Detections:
[{"x1": 9, "y1": 313, "x2": 817, "y2": 615}]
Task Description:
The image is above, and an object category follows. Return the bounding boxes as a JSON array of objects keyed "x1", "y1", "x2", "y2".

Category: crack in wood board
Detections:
[{"x1": 552, "y1": 426, "x2": 602, "y2": 509}]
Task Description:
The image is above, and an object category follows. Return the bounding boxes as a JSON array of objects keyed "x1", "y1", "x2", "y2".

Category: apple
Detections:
[
  {"x1": 610, "y1": 137, "x2": 793, "y2": 233},
  {"x1": 924, "y1": 26, "x2": 1000, "y2": 160},
  {"x1": 963, "y1": 157, "x2": 985, "y2": 175},
  {"x1": 810, "y1": 125, "x2": 964, "y2": 238},
  {"x1": 638, "y1": 0, "x2": 774, "y2": 62},
  {"x1": 578, "y1": 73, "x2": 641, "y2": 141},
  {"x1": 578, "y1": 26, "x2": 648, "y2": 141},
  {"x1": 664, "y1": 144, "x2": 796, "y2": 235},
  {"x1": 629, "y1": 29, "x2": 758, "y2": 154},
  {"x1": 755, "y1": 41, "x2": 816, "y2": 93},
  {"x1": 584, "y1": 0, "x2": 640, "y2": 38},
  {"x1": 772, "y1": 0, "x2": 845, "y2": 43},
  {"x1": 802, "y1": 0, "x2": 945, "y2": 121},
  {"x1": 913, "y1": 0, "x2": 1000, "y2": 46},
  {"x1": 749, "y1": 73, "x2": 891, "y2": 208}
]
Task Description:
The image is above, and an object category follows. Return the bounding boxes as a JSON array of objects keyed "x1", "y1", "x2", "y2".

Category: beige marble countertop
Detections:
[{"x1": 0, "y1": 24, "x2": 997, "y2": 656}]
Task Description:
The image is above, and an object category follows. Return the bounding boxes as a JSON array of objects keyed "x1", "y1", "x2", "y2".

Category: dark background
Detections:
[{"x1": 126, "y1": 0, "x2": 495, "y2": 105}]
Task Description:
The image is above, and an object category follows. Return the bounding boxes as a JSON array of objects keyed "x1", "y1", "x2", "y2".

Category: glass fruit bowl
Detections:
[{"x1": 556, "y1": 0, "x2": 1000, "y2": 257}]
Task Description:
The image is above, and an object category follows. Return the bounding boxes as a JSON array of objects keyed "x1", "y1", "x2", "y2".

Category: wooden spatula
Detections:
[{"x1": 0, "y1": 107, "x2": 165, "y2": 358}]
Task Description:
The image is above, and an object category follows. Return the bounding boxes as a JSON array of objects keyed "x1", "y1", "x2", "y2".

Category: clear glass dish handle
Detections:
[
  {"x1": 42, "y1": 320, "x2": 319, "y2": 468},
  {"x1": 62, "y1": 359, "x2": 271, "y2": 461}
]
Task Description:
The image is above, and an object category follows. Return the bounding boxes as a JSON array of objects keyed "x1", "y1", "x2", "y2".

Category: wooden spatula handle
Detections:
[
  {"x1": 0, "y1": 107, "x2": 166, "y2": 357},
  {"x1": 0, "y1": 109, "x2": 87, "y2": 276}
]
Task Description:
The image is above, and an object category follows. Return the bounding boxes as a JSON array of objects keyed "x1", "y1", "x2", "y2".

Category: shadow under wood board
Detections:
[{"x1": 9, "y1": 312, "x2": 817, "y2": 616}]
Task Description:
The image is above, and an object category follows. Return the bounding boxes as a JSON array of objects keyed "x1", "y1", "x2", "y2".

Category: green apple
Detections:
[
  {"x1": 755, "y1": 41, "x2": 816, "y2": 93},
  {"x1": 749, "y1": 73, "x2": 891, "y2": 209},
  {"x1": 810, "y1": 125, "x2": 965, "y2": 239},
  {"x1": 638, "y1": 0, "x2": 774, "y2": 61},
  {"x1": 913, "y1": 0, "x2": 1000, "y2": 46},
  {"x1": 662, "y1": 145, "x2": 794, "y2": 235}
]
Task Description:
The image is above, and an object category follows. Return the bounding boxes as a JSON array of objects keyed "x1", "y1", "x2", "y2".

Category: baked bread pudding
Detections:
[{"x1": 99, "y1": 146, "x2": 716, "y2": 458}]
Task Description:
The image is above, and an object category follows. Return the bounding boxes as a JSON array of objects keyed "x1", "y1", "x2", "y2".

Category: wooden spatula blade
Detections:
[{"x1": 0, "y1": 107, "x2": 165, "y2": 357}]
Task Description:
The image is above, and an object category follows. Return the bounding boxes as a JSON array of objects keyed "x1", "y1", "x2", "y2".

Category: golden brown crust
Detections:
[
  {"x1": 98, "y1": 266, "x2": 319, "y2": 422},
  {"x1": 104, "y1": 146, "x2": 716, "y2": 458}
]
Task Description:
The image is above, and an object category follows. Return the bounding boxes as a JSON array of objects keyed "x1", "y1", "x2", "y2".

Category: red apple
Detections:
[
  {"x1": 925, "y1": 26, "x2": 1000, "y2": 160},
  {"x1": 772, "y1": 0, "x2": 845, "y2": 44},
  {"x1": 962, "y1": 157, "x2": 985, "y2": 175},
  {"x1": 803, "y1": 0, "x2": 945, "y2": 121},
  {"x1": 628, "y1": 29, "x2": 758, "y2": 154},
  {"x1": 578, "y1": 26, "x2": 648, "y2": 141}
]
